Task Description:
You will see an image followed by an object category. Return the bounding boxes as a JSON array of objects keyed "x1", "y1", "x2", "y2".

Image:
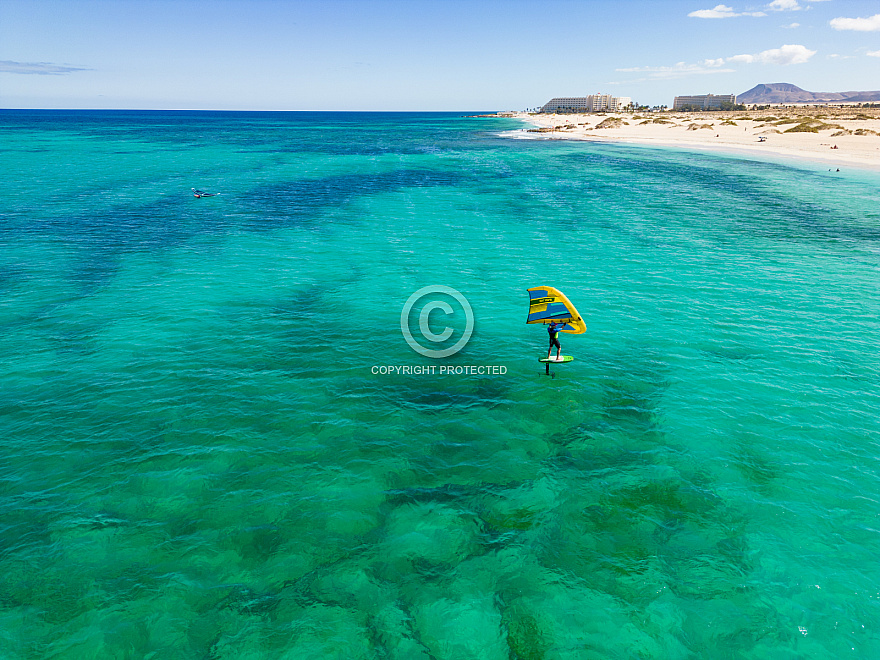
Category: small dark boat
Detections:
[{"x1": 192, "y1": 188, "x2": 219, "y2": 198}]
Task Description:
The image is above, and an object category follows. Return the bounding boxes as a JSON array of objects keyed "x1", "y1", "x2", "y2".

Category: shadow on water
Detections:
[
  {"x1": 40, "y1": 168, "x2": 468, "y2": 248},
  {"x1": 550, "y1": 351, "x2": 671, "y2": 451},
  {"x1": 236, "y1": 169, "x2": 470, "y2": 228},
  {"x1": 0, "y1": 166, "x2": 475, "y2": 328},
  {"x1": 731, "y1": 440, "x2": 780, "y2": 495},
  {"x1": 514, "y1": 348, "x2": 766, "y2": 623},
  {"x1": 375, "y1": 377, "x2": 510, "y2": 414}
]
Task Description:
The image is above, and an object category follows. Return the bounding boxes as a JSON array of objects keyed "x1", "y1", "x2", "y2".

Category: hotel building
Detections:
[
  {"x1": 672, "y1": 94, "x2": 737, "y2": 110},
  {"x1": 540, "y1": 94, "x2": 633, "y2": 113}
]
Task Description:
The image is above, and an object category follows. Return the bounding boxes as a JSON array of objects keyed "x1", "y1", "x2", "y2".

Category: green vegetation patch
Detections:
[
  {"x1": 594, "y1": 117, "x2": 624, "y2": 129},
  {"x1": 784, "y1": 123, "x2": 819, "y2": 133},
  {"x1": 854, "y1": 128, "x2": 880, "y2": 136},
  {"x1": 721, "y1": 120, "x2": 737, "y2": 126},
  {"x1": 782, "y1": 120, "x2": 844, "y2": 133}
]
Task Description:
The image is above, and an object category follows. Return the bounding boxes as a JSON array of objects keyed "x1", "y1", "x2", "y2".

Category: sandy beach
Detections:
[{"x1": 508, "y1": 108, "x2": 880, "y2": 170}]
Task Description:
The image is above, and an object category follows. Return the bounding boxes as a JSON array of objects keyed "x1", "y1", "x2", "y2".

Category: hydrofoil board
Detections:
[{"x1": 539, "y1": 356, "x2": 574, "y2": 364}]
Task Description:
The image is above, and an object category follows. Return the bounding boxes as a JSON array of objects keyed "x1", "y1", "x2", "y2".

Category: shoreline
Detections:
[{"x1": 505, "y1": 110, "x2": 880, "y2": 172}]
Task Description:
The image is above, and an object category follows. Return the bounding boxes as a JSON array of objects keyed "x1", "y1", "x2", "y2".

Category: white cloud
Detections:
[
  {"x1": 0, "y1": 60, "x2": 89, "y2": 75},
  {"x1": 689, "y1": 4, "x2": 766, "y2": 18},
  {"x1": 867, "y1": 50, "x2": 880, "y2": 58},
  {"x1": 782, "y1": 22, "x2": 801, "y2": 28},
  {"x1": 691, "y1": 0, "x2": 828, "y2": 18},
  {"x1": 727, "y1": 44, "x2": 816, "y2": 64},
  {"x1": 617, "y1": 43, "x2": 816, "y2": 81},
  {"x1": 766, "y1": 0, "x2": 830, "y2": 10},
  {"x1": 768, "y1": 0, "x2": 801, "y2": 11},
  {"x1": 689, "y1": 4, "x2": 738, "y2": 18},
  {"x1": 830, "y1": 14, "x2": 880, "y2": 31}
]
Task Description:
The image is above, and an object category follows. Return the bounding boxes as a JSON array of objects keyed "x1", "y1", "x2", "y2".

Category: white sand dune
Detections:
[{"x1": 508, "y1": 110, "x2": 880, "y2": 171}]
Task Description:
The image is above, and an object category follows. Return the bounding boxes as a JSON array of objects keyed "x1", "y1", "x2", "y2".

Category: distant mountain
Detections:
[
  {"x1": 838, "y1": 91, "x2": 880, "y2": 104},
  {"x1": 738, "y1": 83, "x2": 880, "y2": 104}
]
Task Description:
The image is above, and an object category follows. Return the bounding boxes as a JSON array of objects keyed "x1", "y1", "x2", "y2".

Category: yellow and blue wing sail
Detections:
[{"x1": 526, "y1": 286, "x2": 586, "y2": 334}]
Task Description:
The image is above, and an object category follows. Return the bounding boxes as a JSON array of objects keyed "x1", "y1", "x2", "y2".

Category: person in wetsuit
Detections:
[{"x1": 547, "y1": 320, "x2": 564, "y2": 361}]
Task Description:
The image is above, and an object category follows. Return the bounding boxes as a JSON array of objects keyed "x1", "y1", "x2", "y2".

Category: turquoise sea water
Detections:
[{"x1": 1, "y1": 110, "x2": 879, "y2": 658}]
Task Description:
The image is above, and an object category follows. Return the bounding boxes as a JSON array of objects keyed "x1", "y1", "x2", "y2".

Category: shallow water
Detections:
[{"x1": 1, "y1": 110, "x2": 879, "y2": 658}]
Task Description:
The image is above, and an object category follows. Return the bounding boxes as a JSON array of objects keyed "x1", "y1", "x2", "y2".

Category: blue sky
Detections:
[{"x1": 1, "y1": 0, "x2": 878, "y2": 110}]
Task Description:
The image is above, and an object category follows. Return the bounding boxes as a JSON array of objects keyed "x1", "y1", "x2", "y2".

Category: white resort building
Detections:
[
  {"x1": 540, "y1": 94, "x2": 633, "y2": 113},
  {"x1": 672, "y1": 94, "x2": 737, "y2": 110}
]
